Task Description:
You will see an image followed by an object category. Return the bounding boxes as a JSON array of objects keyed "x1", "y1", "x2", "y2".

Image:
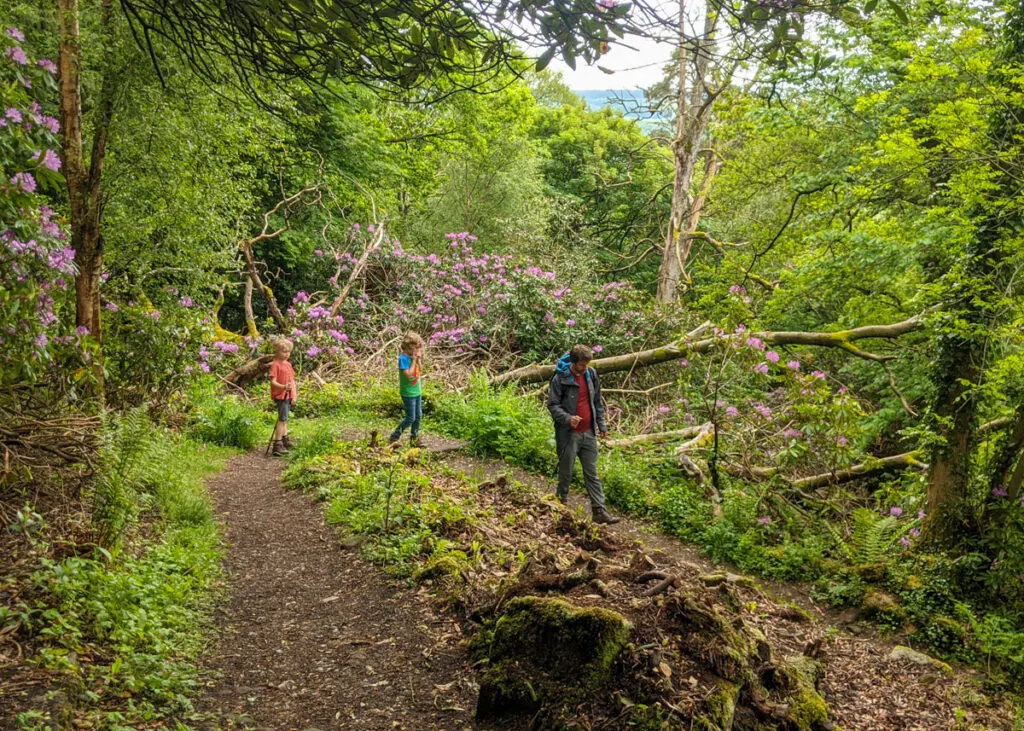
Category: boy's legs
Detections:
[
  {"x1": 578, "y1": 432, "x2": 606, "y2": 511},
  {"x1": 391, "y1": 396, "x2": 417, "y2": 439},
  {"x1": 410, "y1": 395, "x2": 423, "y2": 438},
  {"x1": 273, "y1": 400, "x2": 290, "y2": 455},
  {"x1": 556, "y1": 431, "x2": 582, "y2": 501}
]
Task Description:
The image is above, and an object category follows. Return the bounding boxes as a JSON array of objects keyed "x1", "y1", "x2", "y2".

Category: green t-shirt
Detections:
[{"x1": 398, "y1": 353, "x2": 421, "y2": 397}]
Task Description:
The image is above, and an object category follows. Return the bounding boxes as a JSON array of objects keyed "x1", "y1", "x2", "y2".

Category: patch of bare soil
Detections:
[{"x1": 196, "y1": 452, "x2": 481, "y2": 730}]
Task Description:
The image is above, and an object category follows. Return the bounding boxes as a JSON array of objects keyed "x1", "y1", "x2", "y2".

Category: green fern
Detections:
[
  {"x1": 831, "y1": 508, "x2": 907, "y2": 565},
  {"x1": 93, "y1": 406, "x2": 156, "y2": 547}
]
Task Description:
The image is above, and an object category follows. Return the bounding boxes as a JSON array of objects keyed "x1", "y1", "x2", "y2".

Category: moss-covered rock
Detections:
[
  {"x1": 859, "y1": 588, "x2": 906, "y2": 625},
  {"x1": 475, "y1": 596, "x2": 632, "y2": 720},
  {"x1": 413, "y1": 554, "x2": 464, "y2": 582},
  {"x1": 703, "y1": 680, "x2": 740, "y2": 729},
  {"x1": 776, "y1": 655, "x2": 830, "y2": 731}
]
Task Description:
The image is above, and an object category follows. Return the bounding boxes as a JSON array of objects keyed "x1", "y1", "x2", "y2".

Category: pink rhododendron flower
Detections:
[
  {"x1": 37, "y1": 58, "x2": 57, "y2": 74},
  {"x1": 765, "y1": 350, "x2": 780, "y2": 363},
  {"x1": 787, "y1": 360, "x2": 800, "y2": 371},
  {"x1": 890, "y1": 506, "x2": 902, "y2": 517},
  {"x1": 5, "y1": 46, "x2": 28, "y2": 65}
]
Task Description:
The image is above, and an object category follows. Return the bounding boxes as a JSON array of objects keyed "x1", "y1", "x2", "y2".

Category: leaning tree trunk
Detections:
[{"x1": 492, "y1": 313, "x2": 925, "y2": 386}]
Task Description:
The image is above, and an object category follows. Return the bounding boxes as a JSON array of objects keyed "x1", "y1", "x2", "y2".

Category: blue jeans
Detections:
[{"x1": 392, "y1": 395, "x2": 422, "y2": 438}]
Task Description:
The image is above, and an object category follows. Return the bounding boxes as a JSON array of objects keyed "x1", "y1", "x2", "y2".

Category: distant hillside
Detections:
[{"x1": 575, "y1": 89, "x2": 666, "y2": 133}]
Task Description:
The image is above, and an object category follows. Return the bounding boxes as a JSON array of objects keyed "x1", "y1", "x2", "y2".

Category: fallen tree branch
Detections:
[
  {"x1": 329, "y1": 222, "x2": 386, "y2": 318},
  {"x1": 725, "y1": 451, "x2": 927, "y2": 491},
  {"x1": 603, "y1": 382, "x2": 673, "y2": 396},
  {"x1": 224, "y1": 354, "x2": 274, "y2": 388},
  {"x1": 492, "y1": 313, "x2": 927, "y2": 385},
  {"x1": 605, "y1": 423, "x2": 711, "y2": 448}
]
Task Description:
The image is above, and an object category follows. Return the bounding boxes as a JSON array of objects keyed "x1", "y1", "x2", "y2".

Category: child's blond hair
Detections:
[
  {"x1": 401, "y1": 331, "x2": 424, "y2": 354},
  {"x1": 273, "y1": 338, "x2": 294, "y2": 356}
]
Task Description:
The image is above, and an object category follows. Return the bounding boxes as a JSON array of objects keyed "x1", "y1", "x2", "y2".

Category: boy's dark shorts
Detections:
[{"x1": 275, "y1": 399, "x2": 291, "y2": 422}]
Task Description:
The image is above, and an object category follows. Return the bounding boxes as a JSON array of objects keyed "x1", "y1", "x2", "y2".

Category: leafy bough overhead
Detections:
[
  {"x1": 117, "y1": 0, "x2": 642, "y2": 98},
  {"x1": 491, "y1": 312, "x2": 927, "y2": 385}
]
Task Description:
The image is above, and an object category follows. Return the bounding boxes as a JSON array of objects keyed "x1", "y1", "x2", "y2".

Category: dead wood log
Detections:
[
  {"x1": 492, "y1": 313, "x2": 927, "y2": 386},
  {"x1": 606, "y1": 423, "x2": 711, "y2": 449},
  {"x1": 725, "y1": 451, "x2": 926, "y2": 491},
  {"x1": 224, "y1": 354, "x2": 275, "y2": 388},
  {"x1": 329, "y1": 223, "x2": 385, "y2": 317},
  {"x1": 643, "y1": 575, "x2": 681, "y2": 597}
]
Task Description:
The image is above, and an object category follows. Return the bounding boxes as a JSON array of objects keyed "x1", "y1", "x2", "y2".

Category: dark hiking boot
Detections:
[
  {"x1": 554, "y1": 493, "x2": 568, "y2": 505},
  {"x1": 592, "y1": 507, "x2": 620, "y2": 525},
  {"x1": 387, "y1": 433, "x2": 400, "y2": 445},
  {"x1": 272, "y1": 439, "x2": 289, "y2": 457},
  {"x1": 282, "y1": 435, "x2": 295, "y2": 450}
]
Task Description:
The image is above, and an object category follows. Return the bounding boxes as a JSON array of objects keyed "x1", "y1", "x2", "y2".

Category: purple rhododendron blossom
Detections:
[
  {"x1": 765, "y1": 350, "x2": 780, "y2": 363},
  {"x1": 74, "y1": 326, "x2": 89, "y2": 337},
  {"x1": 307, "y1": 345, "x2": 321, "y2": 357},
  {"x1": 179, "y1": 296, "x2": 193, "y2": 307},
  {"x1": 787, "y1": 360, "x2": 800, "y2": 371},
  {"x1": 5, "y1": 107, "x2": 22, "y2": 123},
  {"x1": 6, "y1": 27, "x2": 25, "y2": 42},
  {"x1": 104, "y1": 302, "x2": 119, "y2": 312},
  {"x1": 5, "y1": 46, "x2": 28, "y2": 65},
  {"x1": 38, "y1": 149, "x2": 61, "y2": 171},
  {"x1": 37, "y1": 59, "x2": 57, "y2": 74},
  {"x1": 757, "y1": 516, "x2": 772, "y2": 525},
  {"x1": 993, "y1": 485, "x2": 1009, "y2": 498},
  {"x1": 783, "y1": 428, "x2": 803, "y2": 439},
  {"x1": 10, "y1": 172, "x2": 36, "y2": 192},
  {"x1": 753, "y1": 363, "x2": 769, "y2": 375},
  {"x1": 726, "y1": 406, "x2": 739, "y2": 418},
  {"x1": 811, "y1": 370, "x2": 826, "y2": 380},
  {"x1": 593, "y1": 345, "x2": 603, "y2": 354},
  {"x1": 890, "y1": 506, "x2": 903, "y2": 517},
  {"x1": 900, "y1": 536, "x2": 911, "y2": 548}
]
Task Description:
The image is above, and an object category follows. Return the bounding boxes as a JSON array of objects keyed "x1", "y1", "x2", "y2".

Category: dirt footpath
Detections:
[{"x1": 196, "y1": 453, "x2": 480, "y2": 730}]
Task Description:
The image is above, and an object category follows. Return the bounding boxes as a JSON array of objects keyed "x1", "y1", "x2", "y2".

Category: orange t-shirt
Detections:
[{"x1": 269, "y1": 359, "x2": 295, "y2": 401}]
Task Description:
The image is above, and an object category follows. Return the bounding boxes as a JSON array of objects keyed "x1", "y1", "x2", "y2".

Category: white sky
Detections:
[{"x1": 549, "y1": 32, "x2": 675, "y2": 90}]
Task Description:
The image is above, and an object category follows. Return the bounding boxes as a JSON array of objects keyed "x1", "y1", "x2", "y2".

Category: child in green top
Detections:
[{"x1": 389, "y1": 331, "x2": 424, "y2": 445}]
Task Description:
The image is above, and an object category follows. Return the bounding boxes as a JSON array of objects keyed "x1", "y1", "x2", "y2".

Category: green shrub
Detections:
[
  {"x1": 657, "y1": 481, "x2": 712, "y2": 543},
  {"x1": 601, "y1": 452, "x2": 656, "y2": 515},
  {"x1": 434, "y1": 374, "x2": 556, "y2": 472},
  {"x1": 190, "y1": 396, "x2": 264, "y2": 449},
  {"x1": 16, "y1": 418, "x2": 225, "y2": 726}
]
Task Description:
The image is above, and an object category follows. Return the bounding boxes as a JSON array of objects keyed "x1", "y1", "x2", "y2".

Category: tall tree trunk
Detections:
[
  {"x1": 58, "y1": 0, "x2": 113, "y2": 344},
  {"x1": 657, "y1": 0, "x2": 716, "y2": 303},
  {"x1": 923, "y1": 4, "x2": 1024, "y2": 543}
]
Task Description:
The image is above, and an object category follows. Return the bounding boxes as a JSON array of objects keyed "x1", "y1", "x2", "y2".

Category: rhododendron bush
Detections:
[
  {"x1": 0, "y1": 28, "x2": 78, "y2": 385},
  {"x1": 203, "y1": 229, "x2": 686, "y2": 374}
]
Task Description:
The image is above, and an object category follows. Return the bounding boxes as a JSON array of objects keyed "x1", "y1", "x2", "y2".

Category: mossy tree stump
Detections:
[{"x1": 476, "y1": 596, "x2": 632, "y2": 721}]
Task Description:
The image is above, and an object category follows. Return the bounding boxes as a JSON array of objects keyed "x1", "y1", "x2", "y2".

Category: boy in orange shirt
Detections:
[{"x1": 269, "y1": 338, "x2": 297, "y2": 456}]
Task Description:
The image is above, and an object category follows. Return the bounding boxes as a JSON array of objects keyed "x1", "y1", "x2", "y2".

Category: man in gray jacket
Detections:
[{"x1": 547, "y1": 345, "x2": 619, "y2": 524}]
